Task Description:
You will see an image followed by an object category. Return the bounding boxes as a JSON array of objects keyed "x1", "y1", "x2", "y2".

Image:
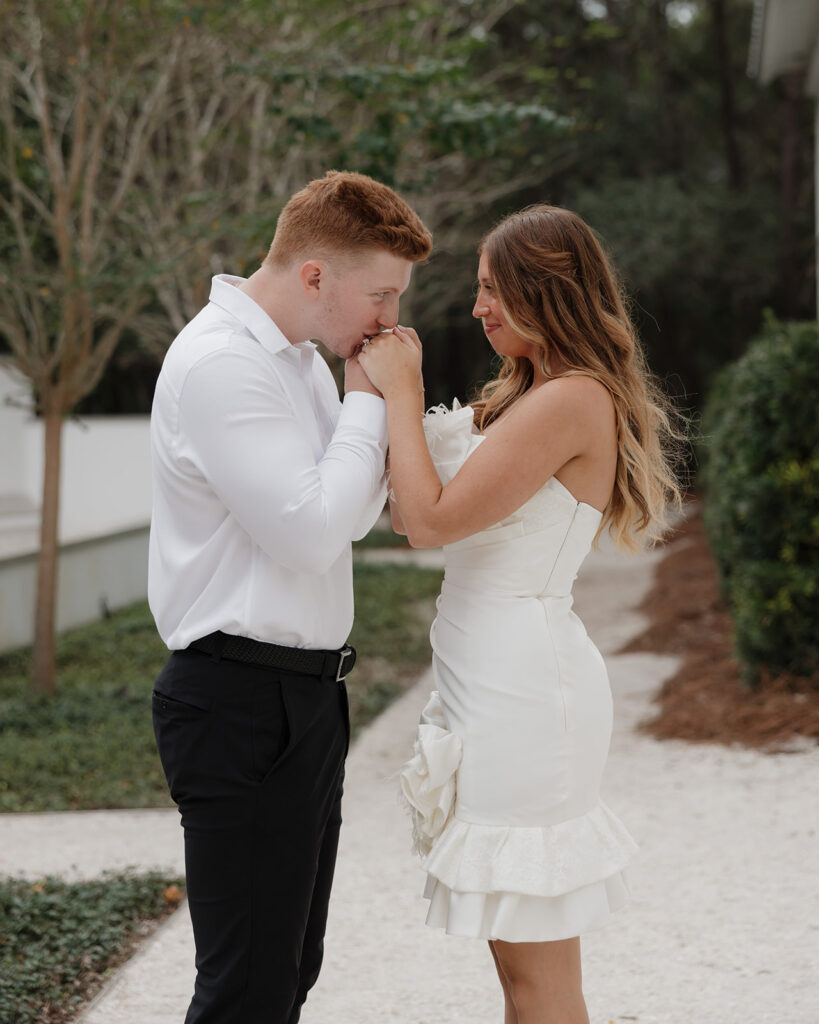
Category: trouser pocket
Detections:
[
  {"x1": 151, "y1": 656, "x2": 215, "y2": 807},
  {"x1": 338, "y1": 681, "x2": 351, "y2": 756},
  {"x1": 251, "y1": 680, "x2": 291, "y2": 784},
  {"x1": 152, "y1": 688, "x2": 213, "y2": 807}
]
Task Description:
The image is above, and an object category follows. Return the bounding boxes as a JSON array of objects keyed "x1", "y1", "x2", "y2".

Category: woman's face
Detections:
[{"x1": 472, "y1": 252, "x2": 532, "y2": 360}]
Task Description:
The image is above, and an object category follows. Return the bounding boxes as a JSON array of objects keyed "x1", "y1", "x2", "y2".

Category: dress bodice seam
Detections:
[{"x1": 541, "y1": 502, "x2": 580, "y2": 593}]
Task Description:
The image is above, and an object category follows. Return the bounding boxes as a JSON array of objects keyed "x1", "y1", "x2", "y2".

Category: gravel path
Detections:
[{"x1": 1, "y1": 539, "x2": 817, "y2": 1024}]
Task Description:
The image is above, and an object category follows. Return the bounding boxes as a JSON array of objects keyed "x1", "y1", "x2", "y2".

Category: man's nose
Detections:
[{"x1": 377, "y1": 301, "x2": 399, "y2": 329}]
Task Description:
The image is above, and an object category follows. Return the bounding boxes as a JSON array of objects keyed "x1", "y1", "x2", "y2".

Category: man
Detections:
[{"x1": 149, "y1": 170, "x2": 432, "y2": 1024}]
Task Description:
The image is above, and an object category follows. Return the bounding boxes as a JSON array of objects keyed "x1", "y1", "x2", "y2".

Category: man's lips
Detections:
[{"x1": 354, "y1": 332, "x2": 380, "y2": 356}]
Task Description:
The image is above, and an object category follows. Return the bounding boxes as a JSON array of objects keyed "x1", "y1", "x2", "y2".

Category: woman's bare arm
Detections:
[{"x1": 359, "y1": 331, "x2": 615, "y2": 548}]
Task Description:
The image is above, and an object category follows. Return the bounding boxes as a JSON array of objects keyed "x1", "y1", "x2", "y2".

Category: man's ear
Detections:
[{"x1": 299, "y1": 260, "x2": 324, "y2": 298}]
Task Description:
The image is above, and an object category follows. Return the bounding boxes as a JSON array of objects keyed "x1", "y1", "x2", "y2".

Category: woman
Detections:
[{"x1": 358, "y1": 205, "x2": 682, "y2": 1024}]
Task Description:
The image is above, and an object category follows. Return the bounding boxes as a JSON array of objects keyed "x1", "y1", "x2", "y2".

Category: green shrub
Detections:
[{"x1": 701, "y1": 316, "x2": 819, "y2": 683}]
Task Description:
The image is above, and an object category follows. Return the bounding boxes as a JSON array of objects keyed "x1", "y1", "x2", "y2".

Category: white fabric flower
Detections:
[
  {"x1": 399, "y1": 691, "x2": 463, "y2": 857},
  {"x1": 422, "y1": 400, "x2": 478, "y2": 485}
]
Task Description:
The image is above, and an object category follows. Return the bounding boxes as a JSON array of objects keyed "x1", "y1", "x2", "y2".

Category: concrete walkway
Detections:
[{"x1": 2, "y1": 539, "x2": 818, "y2": 1023}]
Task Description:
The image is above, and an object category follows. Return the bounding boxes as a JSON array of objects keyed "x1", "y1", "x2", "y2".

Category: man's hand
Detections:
[{"x1": 345, "y1": 354, "x2": 382, "y2": 397}]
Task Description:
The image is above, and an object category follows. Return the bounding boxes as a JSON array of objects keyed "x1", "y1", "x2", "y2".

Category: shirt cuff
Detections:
[{"x1": 339, "y1": 391, "x2": 388, "y2": 447}]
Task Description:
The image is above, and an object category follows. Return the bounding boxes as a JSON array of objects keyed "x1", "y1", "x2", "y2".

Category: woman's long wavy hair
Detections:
[{"x1": 471, "y1": 204, "x2": 685, "y2": 549}]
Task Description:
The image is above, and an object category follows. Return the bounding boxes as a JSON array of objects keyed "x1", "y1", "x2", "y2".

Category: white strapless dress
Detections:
[{"x1": 399, "y1": 402, "x2": 638, "y2": 943}]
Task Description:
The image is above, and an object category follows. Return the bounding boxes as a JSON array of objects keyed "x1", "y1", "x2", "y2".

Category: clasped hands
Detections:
[{"x1": 357, "y1": 326, "x2": 424, "y2": 400}]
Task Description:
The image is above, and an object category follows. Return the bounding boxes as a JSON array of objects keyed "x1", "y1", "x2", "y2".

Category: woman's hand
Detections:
[
  {"x1": 344, "y1": 354, "x2": 382, "y2": 397},
  {"x1": 358, "y1": 326, "x2": 423, "y2": 400}
]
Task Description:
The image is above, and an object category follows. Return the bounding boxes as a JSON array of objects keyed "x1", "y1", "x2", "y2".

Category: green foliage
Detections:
[
  {"x1": 0, "y1": 560, "x2": 442, "y2": 810},
  {"x1": 0, "y1": 871, "x2": 183, "y2": 1024},
  {"x1": 4, "y1": 0, "x2": 812, "y2": 419},
  {"x1": 701, "y1": 317, "x2": 819, "y2": 683},
  {"x1": 414, "y1": 0, "x2": 815, "y2": 409},
  {"x1": 347, "y1": 562, "x2": 442, "y2": 734},
  {"x1": 349, "y1": 562, "x2": 440, "y2": 666},
  {"x1": 0, "y1": 606, "x2": 172, "y2": 811},
  {"x1": 573, "y1": 176, "x2": 784, "y2": 390},
  {"x1": 352, "y1": 527, "x2": 410, "y2": 551}
]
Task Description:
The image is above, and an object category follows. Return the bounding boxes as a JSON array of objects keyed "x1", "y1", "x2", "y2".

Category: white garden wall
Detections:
[
  {"x1": 0, "y1": 527, "x2": 150, "y2": 652},
  {"x1": 0, "y1": 362, "x2": 154, "y2": 651}
]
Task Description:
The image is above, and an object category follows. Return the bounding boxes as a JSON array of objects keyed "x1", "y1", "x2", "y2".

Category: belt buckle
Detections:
[{"x1": 335, "y1": 646, "x2": 354, "y2": 682}]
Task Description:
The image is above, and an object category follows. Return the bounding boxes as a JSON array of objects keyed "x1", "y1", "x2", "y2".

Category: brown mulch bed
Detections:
[{"x1": 620, "y1": 505, "x2": 819, "y2": 751}]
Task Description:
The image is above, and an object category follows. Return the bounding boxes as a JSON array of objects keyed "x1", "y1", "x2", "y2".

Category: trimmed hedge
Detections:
[{"x1": 701, "y1": 316, "x2": 819, "y2": 684}]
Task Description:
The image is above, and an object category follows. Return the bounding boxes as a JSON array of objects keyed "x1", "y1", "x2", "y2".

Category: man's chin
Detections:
[{"x1": 316, "y1": 338, "x2": 357, "y2": 360}]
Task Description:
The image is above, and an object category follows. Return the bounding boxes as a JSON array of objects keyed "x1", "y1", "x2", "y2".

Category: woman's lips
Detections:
[{"x1": 484, "y1": 323, "x2": 500, "y2": 334}]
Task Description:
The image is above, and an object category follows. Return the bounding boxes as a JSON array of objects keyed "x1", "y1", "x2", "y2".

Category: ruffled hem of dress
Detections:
[
  {"x1": 422, "y1": 803, "x2": 639, "y2": 899},
  {"x1": 423, "y1": 869, "x2": 631, "y2": 942}
]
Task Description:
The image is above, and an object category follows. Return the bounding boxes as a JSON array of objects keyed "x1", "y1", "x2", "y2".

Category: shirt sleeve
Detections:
[
  {"x1": 351, "y1": 471, "x2": 388, "y2": 541},
  {"x1": 176, "y1": 346, "x2": 388, "y2": 574},
  {"x1": 311, "y1": 351, "x2": 388, "y2": 542}
]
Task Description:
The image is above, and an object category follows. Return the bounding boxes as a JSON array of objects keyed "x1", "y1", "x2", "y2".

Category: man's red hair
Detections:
[{"x1": 265, "y1": 170, "x2": 432, "y2": 267}]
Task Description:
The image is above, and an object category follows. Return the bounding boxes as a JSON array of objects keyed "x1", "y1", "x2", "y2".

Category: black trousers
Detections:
[{"x1": 152, "y1": 648, "x2": 350, "y2": 1024}]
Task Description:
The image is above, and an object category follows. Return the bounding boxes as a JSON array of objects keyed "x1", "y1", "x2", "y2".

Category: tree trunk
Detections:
[
  {"x1": 710, "y1": 0, "x2": 745, "y2": 191},
  {"x1": 32, "y1": 401, "x2": 63, "y2": 694},
  {"x1": 780, "y1": 70, "x2": 807, "y2": 318},
  {"x1": 650, "y1": 0, "x2": 681, "y2": 174}
]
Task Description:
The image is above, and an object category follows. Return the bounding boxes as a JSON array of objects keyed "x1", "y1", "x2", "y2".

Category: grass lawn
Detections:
[
  {"x1": 0, "y1": 561, "x2": 442, "y2": 813},
  {"x1": 350, "y1": 525, "x2": 410, "y2": 550},
  {"x1": 0, "y1": 871, "x2": 185, "y2": 1024}
]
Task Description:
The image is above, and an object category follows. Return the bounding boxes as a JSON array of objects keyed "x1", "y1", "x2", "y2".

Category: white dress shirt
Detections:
[{"x1": 148, "y1": 275, "x2": 387, "y2": 651}]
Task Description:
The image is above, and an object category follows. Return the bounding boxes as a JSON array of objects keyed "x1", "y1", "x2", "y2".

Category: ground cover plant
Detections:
[
  {"x1": 0, "y1": 871, "x2": 184, "y2": 1024},
  {"x1": 0, "y1": 561, "x2": 442, "y2": 812}
]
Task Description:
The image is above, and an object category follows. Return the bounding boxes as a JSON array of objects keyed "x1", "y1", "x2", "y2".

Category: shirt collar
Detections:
[{"x1": 209, "y1": 274, "x2": 304, "y2": 358}]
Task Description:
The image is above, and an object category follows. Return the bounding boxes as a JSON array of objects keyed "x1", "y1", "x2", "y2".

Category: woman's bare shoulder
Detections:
[
  {"x1": 540, "y1": 372, "x2": 611, "y2": 399},
  {"x1": 477, "y1": 376, "x2": 615, "y2": 454},
  {"x1": 520, "y1": 373, "x2": 614, "y2": 424}
]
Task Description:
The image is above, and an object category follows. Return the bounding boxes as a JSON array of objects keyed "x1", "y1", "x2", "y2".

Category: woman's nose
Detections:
[{"x1": 472, "y1": 299, "x2": 488, "y2": 319}]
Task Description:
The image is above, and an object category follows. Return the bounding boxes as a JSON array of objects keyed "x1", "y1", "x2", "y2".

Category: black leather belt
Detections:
[{"x1": 188, "y1": 631, "x2": 356, "y2": 682}]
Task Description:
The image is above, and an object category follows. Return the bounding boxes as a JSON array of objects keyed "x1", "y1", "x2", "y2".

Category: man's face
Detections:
[{"x1": 310, "y1": 250, "x2": 413, "y2": 360}]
